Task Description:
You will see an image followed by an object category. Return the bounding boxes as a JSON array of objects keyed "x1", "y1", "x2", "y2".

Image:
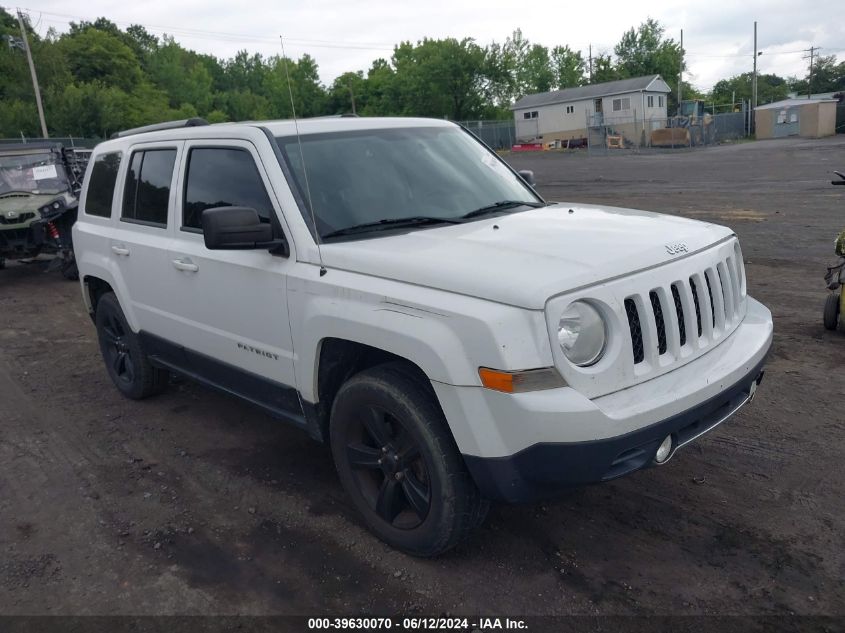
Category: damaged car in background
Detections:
[{"x1": 0, "y1": 142, "x2": 89, "y2": 279}]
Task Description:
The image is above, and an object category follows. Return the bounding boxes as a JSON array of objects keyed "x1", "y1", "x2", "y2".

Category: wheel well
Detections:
[
  {"x1": 309, "y1": 338, "x2": 433, "y2": 441},
  {"x1": 83, "y1": 276, "x2": 114, "y2": 318}
]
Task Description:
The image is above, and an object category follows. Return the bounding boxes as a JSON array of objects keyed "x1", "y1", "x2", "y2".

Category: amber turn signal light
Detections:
[{"x1": 478, "y1": 367, "x2": 566, "y2": 393}]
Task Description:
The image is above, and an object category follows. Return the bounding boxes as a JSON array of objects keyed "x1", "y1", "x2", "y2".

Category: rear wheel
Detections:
[
  {"x1": 823, "y1": 293, "x2": 840, "y2": 331},
  {"x1": 330, "y1": 363, "x2": 488, "y2": 556},
  {"x1": 95, "y1": 292, "x2": 168, "y2": 399}
]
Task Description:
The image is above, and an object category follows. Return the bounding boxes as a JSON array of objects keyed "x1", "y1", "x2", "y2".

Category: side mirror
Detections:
[
  {"x1": 518, "y1": 169, "x2": 536, "y2": 186},
  {"x1": 202, "y1": 207, "x2": 275, "y2": 250}
]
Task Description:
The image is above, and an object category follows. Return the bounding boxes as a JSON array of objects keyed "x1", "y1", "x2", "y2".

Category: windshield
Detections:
[
  {"x1": 276, "y1": 126, "x2": 541, "y2": 240},
  {"x1": 0, "y1": 151, "x2": 70, "y2": 196}
]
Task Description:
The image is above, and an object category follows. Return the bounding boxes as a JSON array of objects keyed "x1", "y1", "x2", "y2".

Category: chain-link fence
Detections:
[
  {"x1": 0, "y1": 136, "x2": 99, "y2": 148},
  {"x1": 458, "y1": 120, "x2": 516, "y2": 150},
  {"x1": 587, "y1": 112, "x2": 748, "y2": 155}
]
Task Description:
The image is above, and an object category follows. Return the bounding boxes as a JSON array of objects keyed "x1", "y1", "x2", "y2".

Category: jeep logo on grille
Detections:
[{"x1": 665, "y1": 242, "x2": 688, "y2": 255}]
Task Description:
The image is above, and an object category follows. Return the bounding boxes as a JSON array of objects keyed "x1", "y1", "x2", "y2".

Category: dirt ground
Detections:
[{"x1": 1, "y1": 137, "x2": 844, "y2": 620}]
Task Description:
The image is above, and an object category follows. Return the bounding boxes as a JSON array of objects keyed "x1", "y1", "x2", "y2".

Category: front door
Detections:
[
  {"x1": 164, "y1": 140, "x2": 300, "y2": 417},
  {"x1": 773, "y1": 107, "x2": 799, "y2": 137}
]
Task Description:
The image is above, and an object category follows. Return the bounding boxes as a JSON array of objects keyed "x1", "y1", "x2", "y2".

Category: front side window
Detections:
[
  {"x1": 183, "y1": 148, "x2": 274, "y2": 230},
  {"x1": 659, "y1": 96, "x2": 665, "y2": 107},
  {"x1": 86, "y1": 152, "x2": 122, "y2": 217},
  {"x1": 647, "y1": 95, "x2": 654, "y2": 107},
  {"x1": 276, "y1": 127, "x2": 541, "y2": 240},
  {"x1": 122, "y1": 149, "x2": 176, "y2": 226}
]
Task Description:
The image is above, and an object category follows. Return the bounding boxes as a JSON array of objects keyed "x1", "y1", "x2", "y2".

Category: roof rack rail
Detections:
[{"x1": 110, "y1": 118, "x2": 209, "y2": 140}]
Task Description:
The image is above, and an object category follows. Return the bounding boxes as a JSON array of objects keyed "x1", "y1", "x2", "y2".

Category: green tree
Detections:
[
  {"x1": 521, "y1": 44, "x2": 555, "y2": 94},
  {"x1": 362, "y1": 58, "x2": 399, "y2": 115},
  {"x1": 327, "y1": 71, "x2": 368, "y2": 115},
  {"x1": 390, "y1": 38, "x2": 487, "y2": 119},
  {"x1": 148, "y1": 38, "x2": 214, "y2": 113},
  {"x1": 613, "y1": 18, "x2": 682, "y2": 108},
  {"x1": 551, "y1": 45, "x2": 585, "y2": 88},
  {"x1": 710, "y1": 72, "x2": 789, "y2": 107},
  {"x1": 58, "y1": 27, "x2": 143, "y2": 91},
  {"x1": 262, "y1": 54, "x2": 326, "y2": 118},
  {"x1": 591, "y1": 53, "x2": 619, "y2": 83},
  {"x1": 790, "y1": 55, "x2": 845, "y2": 95}
]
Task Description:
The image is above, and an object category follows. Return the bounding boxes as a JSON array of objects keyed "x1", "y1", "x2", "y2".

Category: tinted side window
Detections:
[
  {"x1": 122, "y1": 149, "x2": 176, "y2": 226},
  {"x1": 86, "y1": 152, "x2": 121, "y2": 217},
  {"x1": 183, "y1": 148, "x2": 274, "y2": 230}
]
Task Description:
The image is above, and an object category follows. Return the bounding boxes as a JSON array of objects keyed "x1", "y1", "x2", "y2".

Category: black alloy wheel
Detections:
[
  {"x1": 346, "y1": 403, "x2": 431, "y2": 529},
  {"x1": 330, "y1": 362, "x2": 488, "y2": 556},
  {"x1": 95, "y1": 292, "x2": 167, "y2": 399},
  {"x1": 100, "y1": 311, "x2": 135, "y2": 386}
]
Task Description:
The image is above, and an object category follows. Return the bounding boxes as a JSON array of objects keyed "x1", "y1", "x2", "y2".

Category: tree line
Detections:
[{"x1": 1, "y1": 9, "x2": 842, "y2": 140}]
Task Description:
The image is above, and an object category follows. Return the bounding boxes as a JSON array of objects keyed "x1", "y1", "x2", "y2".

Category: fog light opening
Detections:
[{"x1": 655, "y1": 435, "x2": 674, "y2": 464}]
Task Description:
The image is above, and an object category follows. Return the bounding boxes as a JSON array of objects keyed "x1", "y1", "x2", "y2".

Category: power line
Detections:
[
  {"x1": 15, "y1": 7, "x2": 396, "y2": 51},
  {"x1": 685, "y1": 48, "x2": 811, "y2": 59}
]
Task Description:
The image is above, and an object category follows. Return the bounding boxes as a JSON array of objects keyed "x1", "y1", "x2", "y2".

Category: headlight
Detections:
[
  {"x1": 38, "y1": 198, "x2": 65, "y2": 218},
  {"x1": 557, "y1": 301, "x2": 607, "y2": 367}
]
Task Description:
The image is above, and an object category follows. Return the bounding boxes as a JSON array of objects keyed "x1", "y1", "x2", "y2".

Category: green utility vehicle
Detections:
[{"x1": 0, "y1": 142, "x2": 89, "y2": 279}]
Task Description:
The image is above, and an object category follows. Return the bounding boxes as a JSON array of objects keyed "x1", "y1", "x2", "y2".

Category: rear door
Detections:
[
  {"x1": 163, "y1": 140, "x2": 298, "y2": 407},
  {"x1": 109, "y1": 142, "x2": 182, "y2": 336}
]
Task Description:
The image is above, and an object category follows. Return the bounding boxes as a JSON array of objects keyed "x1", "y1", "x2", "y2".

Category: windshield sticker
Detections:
[
  {"x1": 481, "y1": 153, "x2": 507, "y2": 174},
  {"x1": 32, "y1": 164, "x2": 58, "y2": 180}
]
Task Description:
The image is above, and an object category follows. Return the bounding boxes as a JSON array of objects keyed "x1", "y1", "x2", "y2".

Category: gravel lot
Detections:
[{"x1": 1, "y1": 136, "x2": 843, "y2": 619}]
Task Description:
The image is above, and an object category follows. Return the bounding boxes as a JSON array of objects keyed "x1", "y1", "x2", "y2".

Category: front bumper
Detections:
[
  {"x1": 432, "y1": 297, "x2": 773, "y2": 502},
  {"x1": 463, "y1": 354, "x2": 766, "y2": 502}
]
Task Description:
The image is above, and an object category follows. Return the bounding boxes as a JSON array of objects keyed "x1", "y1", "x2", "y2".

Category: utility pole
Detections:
[
  {"x1": 16, "y1": 10, "x2": 48, "y2": 139},
  {"x1": 677, "y1": 29, "x2": 683, "y2": 114},
  {"x1": 752, "y1": 21, "x2": 758, "y2": 133},
  {"x1": 804, "y1": 46, "x2": 817, "y2": 98},
  {"x1": 348, "y1": 83, "x2": 357, "y2": 115},
  {"x1": 588, "y1": 45, "x2": 593, "y2": 83}
]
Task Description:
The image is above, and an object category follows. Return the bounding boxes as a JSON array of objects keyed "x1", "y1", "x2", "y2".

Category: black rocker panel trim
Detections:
[{"x1": 139, "y1": 331, "x2": 306, "y2": 429}]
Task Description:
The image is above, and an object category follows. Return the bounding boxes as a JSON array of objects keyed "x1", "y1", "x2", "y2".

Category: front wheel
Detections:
[
  {"x1": 95, "y1": 292, "x2": 168, "y2": 399},
  {"x1": 823, "y1": 293, "x2": 840, "y2": 331},
  {"x1": 330, "y1": 363, "x2": 488, "y2": 557}
]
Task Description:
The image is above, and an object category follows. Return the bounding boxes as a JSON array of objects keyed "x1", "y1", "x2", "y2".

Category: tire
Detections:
[
  {"x1": 330, "y1": 362, "x2": 488, "y2": 557},
  {"x1": 95, "y1": 292, "x2": 168, "y2": 399},
  {"x1": 823, "y1": 293, "x2": 840, "y2": 331}
]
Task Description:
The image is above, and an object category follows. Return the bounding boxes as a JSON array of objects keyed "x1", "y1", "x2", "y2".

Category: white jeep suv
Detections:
[{"x1": 73, "y1": 117, "x2": 773, "y2": 556}]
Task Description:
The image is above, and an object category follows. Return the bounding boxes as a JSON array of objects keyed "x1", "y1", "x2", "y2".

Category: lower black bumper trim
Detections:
[{"x1": 462, "y1": 351, "x2": 769, "y2": 503}]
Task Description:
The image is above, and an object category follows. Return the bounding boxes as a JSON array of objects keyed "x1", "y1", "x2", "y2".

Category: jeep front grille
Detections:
[{"x1": 624, "y1": 252, "x2": 744, "y2": 365}]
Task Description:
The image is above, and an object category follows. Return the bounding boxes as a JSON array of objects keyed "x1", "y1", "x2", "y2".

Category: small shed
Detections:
[{"x1": 754, "y1": 98, "x2": 838, "y2": 139}]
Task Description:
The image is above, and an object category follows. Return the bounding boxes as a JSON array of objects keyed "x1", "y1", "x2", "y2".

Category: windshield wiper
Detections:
[
  {"x1": 322, "y1": 215, "x2": 464, "y2": 239},
  {"x1": 460, "y1": 200, "x2": 545, "y2": 220}
]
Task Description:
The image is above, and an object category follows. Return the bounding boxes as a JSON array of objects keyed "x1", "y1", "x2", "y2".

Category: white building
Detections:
[{"x1": 511, "y1": 75, "x2": 672, "y2": 143}]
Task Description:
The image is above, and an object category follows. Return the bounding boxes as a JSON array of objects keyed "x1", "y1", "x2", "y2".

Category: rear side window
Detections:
[
  {"x1": 86, "y1": 152, "x2": 121, "y2": 217},
  {"x1": 183, "y1": 147, "x2": 274, "y2": 230},
  {"x1": 122, "y1": 149, "x2": 176, "y2": 226}
]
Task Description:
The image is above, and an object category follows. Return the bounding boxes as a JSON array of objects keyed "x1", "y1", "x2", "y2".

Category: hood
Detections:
[{"x1": 320, "y1": 203, "x2": 734, "y2": 309}]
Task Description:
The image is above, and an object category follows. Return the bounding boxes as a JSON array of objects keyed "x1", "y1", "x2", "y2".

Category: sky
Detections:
[{"x1": 13, "y1": 0, "x2": 845, "y2": 93}]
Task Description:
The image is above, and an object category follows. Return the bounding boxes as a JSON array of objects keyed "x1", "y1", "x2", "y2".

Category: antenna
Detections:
[{"x1": 280, "y1": 35, "x2": 326, "y2": 277}]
